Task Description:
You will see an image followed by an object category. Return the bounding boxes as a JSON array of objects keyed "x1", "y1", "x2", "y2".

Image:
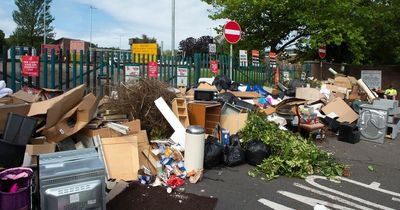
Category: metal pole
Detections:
[
  {"x1": 230, "y1": 44, "x2": 233, "y2": 80},
  {"x1": 90, "y1": 6, "x2": 96, "y2": 62},
  {"x1": 90, "y1": 6, "x2": 92, "y2": 62},
  {"x1": 171, "y1": 0, "x2": 175, "y2": 57},
  {"x1": 43, "y1": 0, "x2": 46, "y2": 44},
  {"x1": 161, "y1": 41, "x2": 164, "y2": 58}
]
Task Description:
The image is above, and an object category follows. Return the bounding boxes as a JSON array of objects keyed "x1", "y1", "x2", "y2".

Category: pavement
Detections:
[{"x1": 185, "y1": 133, "x2": 400, "y2": 210}]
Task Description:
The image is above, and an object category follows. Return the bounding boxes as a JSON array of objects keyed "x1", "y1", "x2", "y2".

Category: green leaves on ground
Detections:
[{"x1": 240, "y1": 113, "x2": 346, "y2": 180}]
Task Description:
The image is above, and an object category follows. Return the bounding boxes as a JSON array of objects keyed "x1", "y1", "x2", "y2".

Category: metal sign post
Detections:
[{"x1": 230, "y1": 44, "x2": 233, "y2": 79}]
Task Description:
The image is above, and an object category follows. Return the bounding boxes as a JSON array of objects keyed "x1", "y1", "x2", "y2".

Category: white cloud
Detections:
[
  {"x1": 0, "y1": 4, "x2": 17, "y2": 36},
  {"x1": 68, "y1": 0, "x2": 225, "y2": 49},
  {"x1": 1, "y1": 0, "x2": 226, "y2": 50}
]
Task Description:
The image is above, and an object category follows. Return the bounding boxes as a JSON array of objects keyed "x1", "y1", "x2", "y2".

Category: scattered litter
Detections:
[{"x1": 368, "y1": 165, "x2": 375, "y2": 172}]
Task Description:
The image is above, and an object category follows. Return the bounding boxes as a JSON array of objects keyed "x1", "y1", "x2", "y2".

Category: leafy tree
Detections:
[
  {"x1": 202, "y1": 0, "x2": 400, "y2": 64},
  {"x1": 178, "y1": 37, "x2": 196, "y2": 58},
  {"x1": 129, "y1": 34, "x2": 157, "y2": 44},
  {"x1": 202, "y1": 0, "x2": 310, "y2": 54},
  {"x1": 178, "y1": 35, "x2": 214, "y2": 59},
  {"x1": 11, "y1": 0, "x2": 55, "y2": 47}
]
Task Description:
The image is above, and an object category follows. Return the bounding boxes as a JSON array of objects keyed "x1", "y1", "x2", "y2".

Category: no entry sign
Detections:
[
  {"x1": 21, "y1": 55, "x2": 40, "y2": 77},
  {"x1": 224, "y1": 21, "x2": 241, "y2": 44},
  {"x1": 319, "y1": 45, "x2": 326, "y2": 59}
]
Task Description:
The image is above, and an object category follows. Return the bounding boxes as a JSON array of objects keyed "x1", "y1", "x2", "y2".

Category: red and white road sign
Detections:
[
  {"x1": 319, "y1": 45, "x2": 326, "y2": 59},
  {"x1": 224, "y1": 21, "x2": 241, "y2": 44}
]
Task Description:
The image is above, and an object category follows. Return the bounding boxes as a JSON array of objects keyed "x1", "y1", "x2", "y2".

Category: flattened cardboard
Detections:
[
  {"x1": 101, "y1": 136, "x2": 140, "y2": 181},
  {"x1": 220, "y1": 113, "x2": 248, "y2": 134},
  {"x1": 295, "y1": 88, "x2": 324, "y2": 103},
  {"x1": 321, "y1": 97, "x2": 358, "y2": 123},
  {"x1": 43, "y1": 93, "x2": 97, "y2": 142},
  {"x1": 82, "y1": 120, "x2": 141, "y2": 138},
  {"x1": 28, "y1": 85, "x2": 85, "y2": 129},
  {"x1": 26, "y1": 140, "x2": 56, "y2": 165}
]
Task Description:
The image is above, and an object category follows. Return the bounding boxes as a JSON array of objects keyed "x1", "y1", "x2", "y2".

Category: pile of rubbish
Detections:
[{"x1": 0, "y1": 67, "x2": 398, "y2": 208}]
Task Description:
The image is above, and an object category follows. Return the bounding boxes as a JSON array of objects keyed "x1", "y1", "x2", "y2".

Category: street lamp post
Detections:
[
  {"x1": 90, "y1": 5, "x2": 97, "y2": 62},
  {"x1": 171, "y1": 0, "x2": 175, "y2": 57},
  {"x1": 43, "y1": 0, "x2": 46, "y2": 45}
]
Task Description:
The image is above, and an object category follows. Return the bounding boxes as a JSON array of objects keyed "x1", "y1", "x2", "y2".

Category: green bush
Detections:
[{"x1": 241, "y1": 113, "x2": 346, "y2": 180}]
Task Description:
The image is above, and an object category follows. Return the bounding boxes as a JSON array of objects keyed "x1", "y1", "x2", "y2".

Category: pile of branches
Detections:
[{"x1": 105, "y1": 79, "x2": 176, "y2": 138}]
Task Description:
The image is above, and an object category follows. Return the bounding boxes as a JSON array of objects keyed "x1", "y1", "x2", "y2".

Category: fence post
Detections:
[
  {"x1": 51, "y1": 49, "x2": 55, "y2": 88},
  {"x1": 66, "y1": 50, "x2": 70, "y2": 89},
  {"x1": 86, "y1": 50, "x2": 90, "y2": 89},
  {"x1": 19, "y1": 47, "x2": 23, "y2": 88},
  {"x1": 43, "y1": 48, "x2": 48, "y2": 88},
  {"x1": 10, "y1": 47, "x2": 16, "y2": 91},
  {"x1": 93, "y1": 50, "x2": 97, "y2": 95},
  {"x1": 117, "y1": 51, "x2": 121, "y2": 83},
  {"x1": 79, "y1": 50, "x2": 84, "y2": 85},
  {"x1": 72, "y1": 50, "x2": 77, "y2": 87},
  {"x1": 58, "y1": 49, "x2": 63, "y2": 89},
  {"x1": 1, "y1": 46, "x2": 6, "y2": 82},
  {"x1": 100, "y1": 51, "x2": 104, "y2": 76},
  {"x1": 111, "y1": 51, "x2": 114, "y2": 84}
]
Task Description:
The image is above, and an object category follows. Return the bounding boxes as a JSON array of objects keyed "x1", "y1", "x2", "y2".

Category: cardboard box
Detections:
[
  {"x1": 26, "y1": 139, "x2": 56, "y2": 165},
  {"x1": 100, "y1": 135, "x2": 140, "y2": 181},
  {"x1": 197, "y1": 83, "x2": 218, "y2": 91},
  {"x1": 295, "y1": 88, "x2": 325, "y2": 104},
  {"x1": 324, "y1": 84, "x2": 348, "y2": 94},
  {"x1": 0, "y1": 98, "x2": 30, "y2": 133},
  {"x1": 13, "y1": 88, "x2": 64, "y2": 103},
  {"x1": 334, "y1": 76, "x2": 352, "y2": 89},
  {"x1": 28, "y1": 85, "x2": 86, "y2": 130},
  {"x1": 42, "y1": 93, "x2": 98, "y2": 142},
  {"x1": 321, "y1": 97, "x2": 358, "y2": 123},
  {"x1": 220, "y1": 113, "x2": 248, "y2": 134},
  {"x1": 82, "y1": 120, "x2": 141, "y2": 138}
]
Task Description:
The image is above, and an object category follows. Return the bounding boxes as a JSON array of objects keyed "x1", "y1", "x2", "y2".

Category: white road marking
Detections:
[
  {"x1": 369, "y1": 182, "x2": 381, "y2": 188},
  {"x1": 257, "y1": 198, "x2": 295, "y2": 210},
  {"x1": 224, "y1": 29, "x2": 241, "y2": 35},
  {"x1": 278, "y1": 190, "x2": 353, "y2": 210},
  {"x1": 294, "y1": 183, "x2": 373, "y2": 210},
  {"x1": 306, "y1": 176, "x2": 396, "y2": 210},
  {"x1": 392, "y1": 197, "x2": 400, "y2": 202},
  {"x1": 336, "y1": 176, "x2": 400, "y2": 197}
]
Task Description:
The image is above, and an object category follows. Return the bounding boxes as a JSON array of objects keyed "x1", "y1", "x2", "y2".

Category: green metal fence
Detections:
[{"x1": 0, "y1": 47, "x2": 270, "y2": 95}]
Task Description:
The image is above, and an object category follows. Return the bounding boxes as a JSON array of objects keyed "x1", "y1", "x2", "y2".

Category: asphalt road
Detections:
[{"x1": 185, "y1": 134, "x2": 400, "y2": 210}]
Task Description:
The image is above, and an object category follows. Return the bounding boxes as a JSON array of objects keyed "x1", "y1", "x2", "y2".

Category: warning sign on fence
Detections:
[
  {"x1": 148, "y1": 62, "x2": 158, "y2": 78},
  {"x1": 177, "y1": 67, "x2": 188, "y2": 87},
  {"x1": 21, "y1": 55, "x2": 40, "y2": 77},
  {"x1": 125, "y1": 65, "x2": 140, "y2": 82},
  {"x1": 210, "y1": 60, "x2": 219, "y2": 74}
]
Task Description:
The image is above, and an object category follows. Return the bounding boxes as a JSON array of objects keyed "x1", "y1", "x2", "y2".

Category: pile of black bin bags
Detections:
[{"x1": 204, "y1": 135, "x2": 272, "y2": 168}]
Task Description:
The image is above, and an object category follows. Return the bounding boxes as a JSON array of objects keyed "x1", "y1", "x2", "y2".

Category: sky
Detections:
[{"x1": 0, "y1": 0, "x2": 225, "y2": 50}]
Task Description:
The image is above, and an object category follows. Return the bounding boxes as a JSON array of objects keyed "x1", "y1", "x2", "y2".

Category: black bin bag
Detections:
[
  {"x1": 223, "y1": 135, "x2": 245, "y2": 167},
  {"x1": 245, "y1": 140, "x2": 271, "y2": 166},
  {"x1": 204, "y1": 136, "x2": 224, "y2": 169}
]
